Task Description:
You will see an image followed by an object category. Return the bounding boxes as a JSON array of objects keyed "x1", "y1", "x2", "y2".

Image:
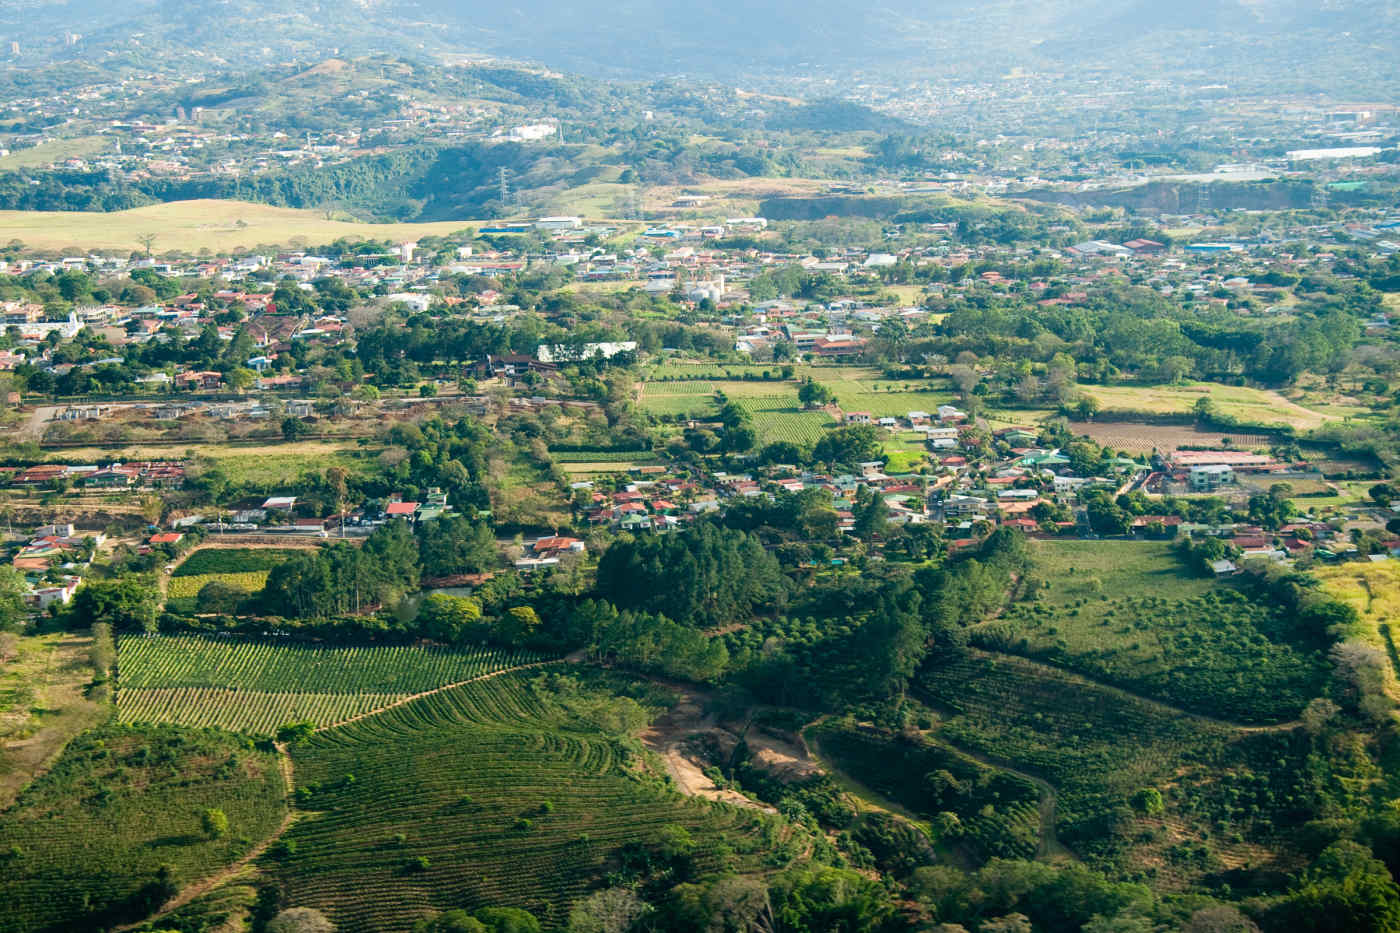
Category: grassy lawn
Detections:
[
  {"x1": 0, "y1": 135, "x2": 108, "y2": 171},
  {"x1": 1082, "y1": 382, "x2": 1349, "y2": 430},
  {"x1": 0, "y1": 631, "x2": 107, "y2": 809},
  {"x1": 0, "y1": 199, "x2": 480, "y2": 253}
]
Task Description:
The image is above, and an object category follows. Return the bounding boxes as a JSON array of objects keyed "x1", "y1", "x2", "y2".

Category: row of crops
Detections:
[
  {"x1": 274, "y1": 673, "x2": 769, "y2": 931},
  {"x1": 118, "y1": 635, "x2": 541, "y2": 694},
  {"x1": 809, "y1": 721, "x2": 1043, "y2": 861},
  {"x1": 734, "y1": 398, "x2": 835, "y2": 446},
  {"x1": 167, "y1": 571, "x2": 270, "y2": 600},
  {"x1": 119, "y1": 687, "x2": 407, "y2": 735},
  {"x1": 172, "y1": 548, "x2": 306, "y2": 577}
]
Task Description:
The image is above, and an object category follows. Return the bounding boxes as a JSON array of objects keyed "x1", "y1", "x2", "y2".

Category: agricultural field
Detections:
[
  {"x1": 167, "y1": 571, "x2": 270, "y2": 600},
  {"x1": 0, "y1": 630, "x2": 107, "y2": 808},
  {"x1": 1067, "y1": 421, "x2": 1276, "y2": 456},
  {"x1": 1080, "y1": 382, "x2": 1348, "y2": 431},
  {"x1": 548, "y1": 450, "x2": 658, "y2": 463},
  {"x1": 166, "y1": 548, "x2": 303, "y2": 607},
  {"x1": 734, "y1": 397, "x2": 836, "y2": 446},
  {"x1": 117, "y1": 635, "x2": 542, "y2": 735},
  {"x1": 173, "y1": 548, "x2": 306, "y2": 577},
  {"x1": 0, "y1": 723, "x2": 287, "y2": 933},
  {"x1": 270, "y1": 671, "x2": 777, "y2": 931},
  {"x1": 808, "y1": 720, "x2": 1043, "y2": 861},
  {"x1": 0, "y1": 199, "x2": 479, "y2": 253},
  {"x1": 971, "y1": 541, "x2": 1328, "y2": 723},
  {"x1": 915, "y1": 652, "x2": 1313, "y2": 878}
]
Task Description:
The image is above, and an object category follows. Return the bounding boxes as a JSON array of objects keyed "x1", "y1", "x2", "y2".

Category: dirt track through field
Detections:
[
  {"x1": 312, "y1": 659, "x2": 561, "y2": 732},
  {"x1": 969, "y1": 648, "x2": 1303, "y2": 734},
  {"x1": 116, "y1": 661, "x2": 562, "y2": 930},
  {"x1": 112, "y1": 743, "x2": 299, "y2": 933}
]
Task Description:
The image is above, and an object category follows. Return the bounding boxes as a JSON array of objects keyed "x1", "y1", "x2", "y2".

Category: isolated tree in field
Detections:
[
  {"x1": 266, "y1": 907, "x2": 335, "y2": 933},
  {"x1": 136, "y1": 232, "x2": 157, "y2": 258},
  {"x1": 798, "y1": 379, "x2": 835, "y2": 409},
  {"x1": 282, "y1": 416, "x2": 311, "y2": 441},
  {"x1": 277, "y1": 720, "x2": 315, "y2": 744},
  {"x1": 948, "y1": 364, "x2": 979, "y2": 394},
  {"x1": 473, "y1": 908, "x2": 541, "y2": 933},
  {"x1": 1130, "y1": 787, "x2": 1164, "y2": 816},
  {"x1": 200, "y1": 807, "x2": 229, "y2": 839},
  {"x1": 139, "y1": 494, "x2": 164, "y2": 525},
  {"x1": 417, "y1": 593, "x2": 482, "y2": 644},
  {"x1": 196, "y1": 580, "x2": 242, "y2": 615}
]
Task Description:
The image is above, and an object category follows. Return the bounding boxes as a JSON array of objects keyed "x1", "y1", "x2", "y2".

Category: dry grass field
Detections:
[
  {"x1": 1082, "y1": 382, "x2": 1346, "y2": 431},
  {"x1": 0, "y1": 199, "x2": 480, "y2": 253}
]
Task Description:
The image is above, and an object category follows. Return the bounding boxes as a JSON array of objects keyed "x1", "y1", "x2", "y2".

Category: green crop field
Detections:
[
  {"x1": 735, "y1": 397, "x2": 836, "y2": 445},
  {"x1": 970, "y1": 541, "x2": 1328, "y2": 723},
  {"x1": 167, "y1": 571, "x2": 270, "y2": 600},
  {"x1": 270, "y1": 671, "x2": 776, "y2": 931},
  {"x1": 117, "y1": 636, "x2": 541, "y2": 734},
  {"x1": 809, "y1": 721, "x2": 1042, "y2": 861},
  {"x1": 916, "y1": 652, "x2": 1316, "y2": 876},
  {"x1": 0, "y1": 723, "x2": 287, "y2": 933},
  {"x1": 174, "y1": 548, "x2": 308, "y2": 577}
]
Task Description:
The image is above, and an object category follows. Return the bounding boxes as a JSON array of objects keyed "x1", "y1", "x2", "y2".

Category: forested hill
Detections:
[{"x1": 4, "y1": 0, "x2": 1397, "y2": 90}]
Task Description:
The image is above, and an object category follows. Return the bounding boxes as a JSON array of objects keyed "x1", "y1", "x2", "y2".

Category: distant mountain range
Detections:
[{"x1": 5, "y1": 0, "x2": 1398, "y2": 91}]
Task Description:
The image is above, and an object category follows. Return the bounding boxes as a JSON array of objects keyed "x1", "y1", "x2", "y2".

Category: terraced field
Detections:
[
  {"x1": 271, "y1": 672, "x2": 772, "y2": 931},
  {"x1": 117, "y1": 635, "x2": 542, "y2": 735}
]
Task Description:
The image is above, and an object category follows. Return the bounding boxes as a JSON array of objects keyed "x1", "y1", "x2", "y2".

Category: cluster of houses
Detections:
[
  {"x1": 8, "y1": 523, "x2": 98, "y2": 610},
  {"x1": 3, "y1": 461, "x2": 187, "y2": 490}
]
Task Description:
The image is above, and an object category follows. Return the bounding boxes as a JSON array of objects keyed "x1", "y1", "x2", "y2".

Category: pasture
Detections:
[
  {"x1": 0, "y1": 724, "x2": 286, "y2": 933},
  {"x1": 0, "y1": 199, "x2": 478, "y2": 253},
  {"x1": 0, "y1": 631, "x2": 107, "y2": 807},
  {"x1": 271, "y1": 670, "x2": 775, "y2": 931},
  {"x1": 970, "y1": 541, "x2": 1328, "y2": 723},
  {"x1": 117, "y1": 635, "x2": 540, "y2": 735},
  {"x1": 1081, "y1": 382, "x2": 1344, "y2": 430}
]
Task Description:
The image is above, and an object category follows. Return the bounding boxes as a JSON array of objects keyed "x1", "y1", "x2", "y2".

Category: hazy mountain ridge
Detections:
[{"x1": 3, "y1": 0, "x2": 1397, "y2": 88}]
